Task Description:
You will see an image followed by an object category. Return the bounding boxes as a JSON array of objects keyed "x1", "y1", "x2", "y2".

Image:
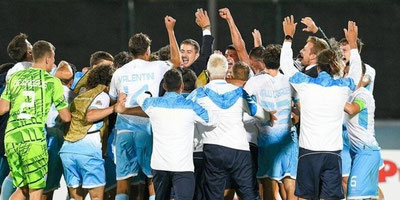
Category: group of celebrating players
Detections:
[{"x1": 0, "y1": 7, "x2": 383, "y2": 200}]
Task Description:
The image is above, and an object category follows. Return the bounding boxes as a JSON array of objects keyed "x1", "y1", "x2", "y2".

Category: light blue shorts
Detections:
[
  {"x1": 44, "y1": 132, "x2": 64, "y2": 192},
  {"x1": 60, "y1": 152, "x2": 106, "y2": 189},
  {"x1": 257, "y1": 130, "x2": 298, "y2": 181},
  {"x1": 341, "y1": 129, "x2": 352, "y2": 177},
  {"x1": 115, "y1": 131, "x2": 152, "y2": 180},
  {"x1": 347, "y1": 148, "x2": 381, "y2": 199}
]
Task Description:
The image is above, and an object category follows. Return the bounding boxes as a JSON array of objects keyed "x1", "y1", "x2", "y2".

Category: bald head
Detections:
[{"x1": 55, "y1": 61, "x2": 73, "y2": 86}]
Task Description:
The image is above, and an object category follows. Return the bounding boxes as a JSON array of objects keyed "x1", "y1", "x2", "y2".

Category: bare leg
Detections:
[
  {"x1": 10, "y1": 186, "x2": 29, "y2": 200},
  {"x1": 41, "y1": 190, "x2": 54, "y2": 200},
  {"x1": 282, "y1": 177, "x2": 296, "y2": 200},
  {"x1": 224, "y1": 189, "x2": 235, "y2": 200},
  {"x1": 378, "y1": 186, "x2": 385, "y2": 200},
  {"x1": 342, "y1": 176, "x2": 349, "y2": 197},
  {"x1": 68, "y1": 186, "x2": 85, "y2": 200},
  {"x1": 116, "y1": 178, "x2": 131, "y2": 197},
  {"x1": 88, "y1": 186, "x2": 105, "y2": 200}
]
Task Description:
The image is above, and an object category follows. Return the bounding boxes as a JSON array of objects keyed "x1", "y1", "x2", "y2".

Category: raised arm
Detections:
[
  {"x1": 280, "y1": 15, "x2": 299, "y2": 77},
  {"x1": 252, "y1": 29, "x2": 262, "y2": 48},
  {"x1": 344, "y1": 21, "x2": 362, "y2": 86},
  {"x1": 301, "y1": 17, "x2": 331, "y2": 48},
  {"x1": 190, "y1": 8, "x2": 214, "y2": 76},
  {"x1": 219, "y1": 8, "x2": 252, "y2": 67},
  {"x1": 165, "y1": 16, "x2": 181, "y2": 68}
]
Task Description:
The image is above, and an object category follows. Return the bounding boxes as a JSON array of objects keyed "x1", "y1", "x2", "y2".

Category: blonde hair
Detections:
[{"x1": 207, "y1": 53, "x2": 228, "y2": 79}]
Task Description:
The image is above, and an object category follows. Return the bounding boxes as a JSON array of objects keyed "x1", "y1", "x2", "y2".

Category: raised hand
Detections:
[
  {"x1": 252, "y1": 29, "x2": 262, "y2": 47},
  {"x1": 301, "y1": 17, "x2": 318, "y2": 33},
  {"x1": 195, "y1": 8, "x2": 211, "y2": 30},
  {"x1": 282, "y1": 15, "x2": 297, "y2": 38},
  {"x1": 219, "y1": 8, "x2": 232, "y2": 21},
  {"x1": 344, "y1": 21, "x2": 358, "y2": 49},
  {"x1": 164, "y1": 15, "x2": 176, "y2": 31}
]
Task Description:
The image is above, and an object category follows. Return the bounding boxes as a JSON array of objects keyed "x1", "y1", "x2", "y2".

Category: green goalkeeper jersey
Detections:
[{"x1": 1, "y1": 67, "x2": 68, "y2": 143}]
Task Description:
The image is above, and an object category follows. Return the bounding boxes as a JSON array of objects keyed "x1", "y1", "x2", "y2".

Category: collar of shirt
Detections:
[
  {"x1": 305, "y1": 64, "x2": 317, "y2": 71},
  {"x1": 209, "y1": 79, "x2": 227, "y2": 84},
  {"x1": 164, "y1": 92, "x2": 181, "y2": 98}
]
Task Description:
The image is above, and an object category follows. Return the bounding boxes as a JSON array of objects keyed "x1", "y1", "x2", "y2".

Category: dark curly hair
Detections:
[{"x1": 87, "y1": 64, "x2": 115, "y2": 89}]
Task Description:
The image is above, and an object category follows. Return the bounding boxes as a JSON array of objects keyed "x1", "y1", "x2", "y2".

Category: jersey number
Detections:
[
  {"x1": 350, "y1": 175, "x2": 357, "y2": 187},
  {"x1": 18, "y1": 91, "x2": 35, "y2": 119}
]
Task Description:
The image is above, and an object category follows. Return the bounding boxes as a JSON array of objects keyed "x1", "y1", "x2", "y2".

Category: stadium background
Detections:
[{"x1": 0, "y1": 0, "x2": 399, "y2": 198}]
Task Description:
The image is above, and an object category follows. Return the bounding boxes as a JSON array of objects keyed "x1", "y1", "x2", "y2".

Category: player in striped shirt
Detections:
[{"x1": 0, "y1": 40, "x2": 71, "y2": 200}]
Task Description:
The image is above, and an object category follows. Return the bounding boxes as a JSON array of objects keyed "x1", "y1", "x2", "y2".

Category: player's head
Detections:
[
  {"x1": 180, "y1": 39, "x2": 200, "y2": 68},
  {"x1": 55, "y1": 61, "x2": 74, "y2": 87},
  {"x1": 317, "y1": 49, "x2": 344, "y2": 76},
  {"x1": 113, "y1": 51, "x2": 133, "y2": 69},
  {"x1": 86, "y1": 64, "x2": 115, "y2": 89},
  {"x1": 182, "y1": 68, "x2": 197, "y2": 93},
  {"x1": 300, "y1": 36, "x2": 329, "y2": 66},
  {"x1": 158, "y1": 45, "x2": 171, "y2": 61},
  {"x1": 232, "y1": 61, "x2": 250, "y2": 81},
  {"x1": 7, "y1": 33, "x2": 33, "y2": 62},
  {"x1": 90, "y1": 51, "x2": 114, "y2": 69},
  {"x1": 163, "y1": 68, "x2": 183, "y2": 93},
  {"x1": 207, "y1": 53, "x2": 228, "y2": 80},
  {"x1": 225, "y1": 44, "x2": 239, "y2": 69},
  {"x1": 263, "y1": 44, "x2": 281, "y2": 70},
  {"x1": 339, "y1": 38, "x2": 364, "y2": 65},
  {"x1": 129, "y1": 33, "x2": 151, "y2": 60},
  {"x1": 249, "y1": 46, "x2": 266, "y2": 72},
  {"x1": 32, "y1": 40, "x2": 56, "y2": 72}
]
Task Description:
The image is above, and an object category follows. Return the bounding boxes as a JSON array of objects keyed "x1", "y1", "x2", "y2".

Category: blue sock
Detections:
[
  {"x1": 115, "y1": 193, "x2": 129, "y2": 200},
  {"x1": 0, "y1": 175, "x2": 16, "y2": 200},
  {"x1": 149, "y1": 195, "x2": 155, "y2": 200}
]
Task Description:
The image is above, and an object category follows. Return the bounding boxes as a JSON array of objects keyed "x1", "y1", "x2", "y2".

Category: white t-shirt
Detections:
[
  {"x1": 46, "y1": 85, "x2": 75, "y2": 136},
  {"x1": 364, "y1": 63, "x2": 375, "y2": 93},
  {"x1": 6, "y1": 61, "x2": 32, "y2": 81},
  {"x1": 244, "y1": 73, "x2": 293, "y2": 145},
  {"x1": 345, "y1": 87, "x2": 379, "y2": 152},
  {"x1": 187, "y1": 80, "x2": 271, "y2": 151},
  {"x1": 138, "y1": 92, "x2": 214, "y2": 172},
  {"x1": 280, "y1": 42, "x2": 362, "y2": 151},
  {"x1": 60, "y1": 92, "x2": 110, "y2": 156},
  {"x1": 109, "y1": 59, "x2": 172, "y2": 132}
]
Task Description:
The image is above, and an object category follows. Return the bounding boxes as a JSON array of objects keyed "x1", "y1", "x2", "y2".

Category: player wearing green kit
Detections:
[{"x1": 0, "y1": 40, "x2": 71, "y2": 200}]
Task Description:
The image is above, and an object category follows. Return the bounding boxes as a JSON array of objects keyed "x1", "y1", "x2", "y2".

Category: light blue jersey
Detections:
[
  {"x1": 346, "y1": 87, "x2": 381, "y2": 199},
  {"x1": 244, "y1": 73, "x2": 298, "y2": 180},
  {"x1": 109, "y1": 59, "x2": 172, "y2": 133}
]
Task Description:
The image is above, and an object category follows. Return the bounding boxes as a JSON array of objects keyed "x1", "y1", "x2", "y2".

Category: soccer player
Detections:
[
  {"x1": 0, "y1": 63, "x2": 14, "y2": 196},
  {"x1": 340, "y1": 38, "x2": 375, "y2": 93},
  {"x1": 344, "y1": 63, "x2": 382, "y2": 200},
  {"x1": 43, "y1": 61, "x2": 76, "y2": 200},
  {"x1": 245, "y1": 44, "x2": 298, "y2": 200},
  {"x1": 187, "y1": 53, "x2": 275, "y2": 199},
  {"x1": 280, "y1": 16, "x2": 362, "y2": 199},
  {"x1": 0, "y1": 40, "x2": 71, "y2": 200},
  {"x1": 71, "y1": 51, "x2": 114, "y2": 94},
  {"x1": 110, "y1": 16, "x2": 180, "y2": 200},
  {"x1": 60, "y1": 64, "x2": 116, "y2": 200},
  {"x1": 5, "y1": 33, "x2": 34, "y2": 81}
]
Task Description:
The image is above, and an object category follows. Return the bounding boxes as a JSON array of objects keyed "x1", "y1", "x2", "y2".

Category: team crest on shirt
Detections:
[{"x1": 95, "y1": 100, "x2": 103, "y2": 106}]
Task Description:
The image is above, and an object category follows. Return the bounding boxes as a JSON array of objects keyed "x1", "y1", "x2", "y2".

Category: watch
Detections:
[{"x1": 285, "y1": 35, "x2": 293, "y2": 41}]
